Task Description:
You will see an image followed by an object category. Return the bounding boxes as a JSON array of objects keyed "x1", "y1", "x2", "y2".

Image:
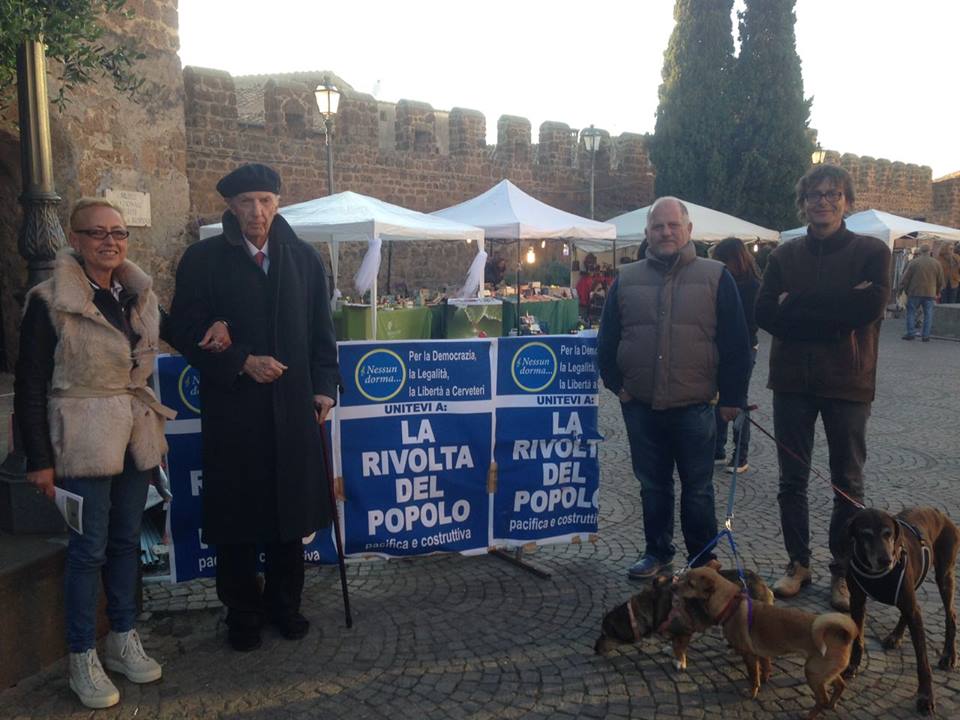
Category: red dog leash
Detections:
[{"x1": 745, "y1": 408, "x2": 866, "y2": 511}]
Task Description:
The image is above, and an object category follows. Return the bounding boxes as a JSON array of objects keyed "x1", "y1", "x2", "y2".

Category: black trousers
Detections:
[
  {"x1": 216, "y1": 540, "x2": 304, "y2": 629},
  {"x1": 773, "y1": 392, "x2": 870, "y2": 577}
]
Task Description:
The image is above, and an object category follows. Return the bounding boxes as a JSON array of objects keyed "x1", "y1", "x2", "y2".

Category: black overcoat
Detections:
[{"x1": 167, "y1": 212, "x2": 340, "y2": 544}]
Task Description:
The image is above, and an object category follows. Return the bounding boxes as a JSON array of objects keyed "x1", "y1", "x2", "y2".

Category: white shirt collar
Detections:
[
  {"x1": 87, "y1": 276, "x2": 123, "y2": 301},
  {"x1": 244, "y1": 236, "x2": 269, "y2": 259}
]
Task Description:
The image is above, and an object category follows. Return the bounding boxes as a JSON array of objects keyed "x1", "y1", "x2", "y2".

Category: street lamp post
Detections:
[
  {"x1": 0, "y1": 39, "x2": 67, "y2": 532},
  {"x1": 314, "y1": 78, "x2": 341, "y2": 195},
  {"x1": 811, "y1": 142, "x2": 826, "y2": 165},
  {"x1": 314, "y1": 78, "x2": 342, "y2": 304},
  {"x1": 580, "y1": 125, "x2": 614, "y2": 269},
  {"x1": 581, "y1": 125, "x2": 601, "y2": 220}
]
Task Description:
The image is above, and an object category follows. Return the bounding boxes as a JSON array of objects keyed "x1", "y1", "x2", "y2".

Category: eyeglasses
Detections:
[
  {"x1": 74, "y1": 228, "x2": 130, "y2": 240},
  {"x1": 804, "y1": 190, "x2": 843, "y2": 204}
]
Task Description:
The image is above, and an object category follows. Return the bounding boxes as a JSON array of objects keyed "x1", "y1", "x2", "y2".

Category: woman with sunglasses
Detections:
[{"x1": 14, "y1": 198, "x2": 173, "y2": 708}]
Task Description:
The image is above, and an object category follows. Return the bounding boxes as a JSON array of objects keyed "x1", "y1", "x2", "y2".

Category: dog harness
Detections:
[
  {"x1": 849, "y1": 519, "x2": 932, "y2": 606},
  {"x1": 712, "y1": 591, "x2": 753, "y2": 629}
]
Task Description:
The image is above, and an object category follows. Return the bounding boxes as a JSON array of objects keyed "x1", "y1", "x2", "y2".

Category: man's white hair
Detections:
[{"x1": 647, "y1": 196, "x2": 690, "y2": 227}]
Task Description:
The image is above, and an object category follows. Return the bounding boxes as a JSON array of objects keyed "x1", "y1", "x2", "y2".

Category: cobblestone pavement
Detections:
[{"x1": 4, "y1": 323, "x2": 960, "y2": 719}]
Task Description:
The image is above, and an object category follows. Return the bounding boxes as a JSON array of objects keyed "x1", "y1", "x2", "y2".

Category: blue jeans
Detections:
[
  {"x1": 62, "y1": 456, "x2": 150, "y2": 652},
  {"x1": 716, "y1": 347, "x2": 757, "y2": 463},
  {"x1": 620, "y1": 400, "x2": 718, "y2": 564},
  {"x1": 905, "y1": 296, "x2": 935, "y2": 338}
]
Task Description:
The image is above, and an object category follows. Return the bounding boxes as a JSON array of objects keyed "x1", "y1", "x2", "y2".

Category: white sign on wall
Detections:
[{"x1": 104, "y1": 189, "x2": 151, "y2": 227}]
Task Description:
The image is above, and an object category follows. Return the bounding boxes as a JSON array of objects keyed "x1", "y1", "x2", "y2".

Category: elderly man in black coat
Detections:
[{"x1": 168, "y1": 163, "x2": 340, "y2": 651}]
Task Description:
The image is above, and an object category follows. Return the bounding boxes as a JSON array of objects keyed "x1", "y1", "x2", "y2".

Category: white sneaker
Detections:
[
  {"x1": 725, "y1": 463, "x2": 750, "y2": 473},
  {"x1": 69, "y1": 649, "x2": 120, "y2": 709},
  {"x1": 104, "y1": 629, "x2": 162, "y2": 683}
]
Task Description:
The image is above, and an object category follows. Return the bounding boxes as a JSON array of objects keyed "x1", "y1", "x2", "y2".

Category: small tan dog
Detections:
[{"x1": 676, "y1": 566, "x2": 858, "y2": 719}]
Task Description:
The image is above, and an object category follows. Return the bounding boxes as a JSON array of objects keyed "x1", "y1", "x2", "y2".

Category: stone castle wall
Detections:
[
  {"x1": 182, "y1": 68, "x2": 655, "y2": 294},
  {"x1": 933, "y1": 173, "x2": 960, "y2": 229},
  {"x1": 0, "y1": 0, "x2": 190, "y2": 366},
  {"x1": 820, "y1": 150, "x2": 957, "y2": 226}
]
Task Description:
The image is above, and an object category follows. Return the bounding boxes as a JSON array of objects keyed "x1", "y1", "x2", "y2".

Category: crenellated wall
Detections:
[
  {"x1": 818, "y1": 149, "x2": 958, "y2": 226},
  {"x1": 181, "y1": 68, "x2": 656, "y2": 293}
]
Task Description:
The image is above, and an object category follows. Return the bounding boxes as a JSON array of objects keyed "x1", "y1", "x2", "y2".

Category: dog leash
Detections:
[{"x1": 745, "y1": 409, "x2": 866, "y2": 511}]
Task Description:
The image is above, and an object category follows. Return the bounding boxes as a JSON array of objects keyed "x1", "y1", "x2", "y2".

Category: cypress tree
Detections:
[
  {"x1": 649, "y1": 0, "x2": 735, "y2": 210},
  {"x1": 727, "y1": 0, "x2": 813, "y2": 229}
]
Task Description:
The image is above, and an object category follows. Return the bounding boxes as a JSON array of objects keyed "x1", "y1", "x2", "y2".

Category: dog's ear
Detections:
[
  {"x1": 653, "y1": 575, "x2": 670, "y2": 590},
  {"x1": 891, "y1": 516, "x2": 901, "y2": 544},
  {"x1": 845, "y1": 513, "x2": 861, "y2": 542}
]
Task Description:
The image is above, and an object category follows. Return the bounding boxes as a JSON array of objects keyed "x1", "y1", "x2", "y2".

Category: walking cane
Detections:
[{"x1": 319, "y1": 422, "x2": 353, "y2": 628}]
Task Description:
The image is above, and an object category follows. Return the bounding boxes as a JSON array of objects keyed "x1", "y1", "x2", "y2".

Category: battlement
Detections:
[
  {"x1": 820, "y1": 149, "x2": 935, "y2": 220},
  {"x1": 182, "y1": 67, "x2": 654, "y2": 180}
]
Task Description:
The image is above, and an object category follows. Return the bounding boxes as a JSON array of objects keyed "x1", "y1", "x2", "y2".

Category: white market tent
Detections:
[
  {"x1": 779, "y1": 209, "x2": 960, "y2": 246},
  {"x1": 199, "y1": 191, "x2": 484, "y2": 338},
  {"x1": 432, "y1": 179, "x2": 616, "y2": 332},
  {"x1": 432, "y1": 179, "x2": 616, "y2": 241},
  {"x1": 576, "y1": 200, "x2": 779, "y2": 254}
]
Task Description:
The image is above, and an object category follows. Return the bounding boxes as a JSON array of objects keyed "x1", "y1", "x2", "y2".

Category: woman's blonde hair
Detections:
[{"x1": 69, "y1": 197, "x2": 126, "y2": 230}]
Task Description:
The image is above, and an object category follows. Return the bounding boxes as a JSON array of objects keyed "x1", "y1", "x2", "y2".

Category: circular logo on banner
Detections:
[
  {"x1": 177, "y1": 364, "x2": 201, "y2": 414},
  {"x1": 355, "y1": 348, "x2": 407, "y2": 402},
  {"x1": 511, "y1": 341, "x2": 558, "y2": 393}
]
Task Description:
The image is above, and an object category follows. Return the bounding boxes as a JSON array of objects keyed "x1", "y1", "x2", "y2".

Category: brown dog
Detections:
[
  {"x1": 594, "y1": 567, "x2": 774, "y2": 671},
  {"x1": 676, "y1": 566, "x2": 857, "y2": 719},
  {"x1": 844, "y1": 507, "x2": 959, "y2": 715}
]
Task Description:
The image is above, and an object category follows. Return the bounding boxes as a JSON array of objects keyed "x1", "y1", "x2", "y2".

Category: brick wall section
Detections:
[
  {"x1": 933, "y1": 174, "x2": 960, "y2": 228},
  {"x1": 825, "y1": 151, "x2": 960, "y2": 226},
  {"x1": 182, "y1": 68, "x2": 655, "y2": 295},
  {"x1": 0, "y1": 0, "x2": 190, "y2": 365}
]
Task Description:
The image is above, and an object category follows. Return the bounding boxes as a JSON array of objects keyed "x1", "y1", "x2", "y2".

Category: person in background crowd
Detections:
[
  {"x1": 598, "y1": 197, "x2": 751, "y2": 580},
  {"x1": 15, "y1": 199, "x2": 170, "y2": 708},
  {"x1": 755, "y1": 242, "x2": 773, "y2": 272},
  {"x1": 167, "y1": 163, "x2": 340, "y2": 652},
  {"x1": 635, "y1": 239, "x2": 648, "y2": 261},
  {"x1": 484, "y1": 253, "x2": 509, "y2": 288},
  {"x1": 757, "y1": 164, "x2": 891, "y2": 611},
  {"x1": 937, "y1": 244, "x2": 959, "y2": 304},
  {"x1": 899, "y1": 244, "x2": 944, "y2": 341},
  {"x1": 711, "y1": 237, "x2": 761, "y2": 474}
]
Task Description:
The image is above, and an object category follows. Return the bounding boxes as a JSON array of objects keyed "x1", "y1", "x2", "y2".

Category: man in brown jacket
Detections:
[
  {"x1": 936, "y1": 244, "x2": 958, "y2": 304},
  {"x1": 756, "y1": 165, "x2": 891, "y2": 611},
  {"x1": 900, "y1": 245, "x2": 944, "y2": 341}
]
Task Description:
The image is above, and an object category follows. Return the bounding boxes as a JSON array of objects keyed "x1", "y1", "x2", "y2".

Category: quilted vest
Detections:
[{"x1": 616, "y1": 243, "x2": 724, "y2": 409}]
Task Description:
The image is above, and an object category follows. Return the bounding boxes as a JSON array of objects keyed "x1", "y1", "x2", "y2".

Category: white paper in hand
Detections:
[{"x1": 54, "y1": 487, "x2": 84, "y2": 535}]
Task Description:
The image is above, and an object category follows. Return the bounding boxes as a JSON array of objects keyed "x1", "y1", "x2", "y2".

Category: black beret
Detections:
[{"x1": 216, "y1": 163, "x2": 282, "y2": 198}]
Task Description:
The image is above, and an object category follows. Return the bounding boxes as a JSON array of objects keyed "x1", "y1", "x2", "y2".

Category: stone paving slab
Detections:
[{"x1": 3, "y1": 322, "x2": 959, "y2": 719}]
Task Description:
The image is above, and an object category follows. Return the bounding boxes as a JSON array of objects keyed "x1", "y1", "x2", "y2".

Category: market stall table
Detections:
[
  {"x1": 334, "y1": 304, "x2": 434, "y2": 340},
  {"x1": 500, "y1": 296, "x2": 579, "y2": 335}
]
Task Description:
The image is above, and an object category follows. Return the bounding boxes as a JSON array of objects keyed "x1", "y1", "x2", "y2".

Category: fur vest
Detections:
[{"x1": 25, "y1": 249, "x2": 172, "y2": 478}]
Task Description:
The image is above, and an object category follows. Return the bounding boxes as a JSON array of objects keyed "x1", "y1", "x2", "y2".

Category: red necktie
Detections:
[{"x1": 254, "y1": 251, "x2": 266, "y2": 269}]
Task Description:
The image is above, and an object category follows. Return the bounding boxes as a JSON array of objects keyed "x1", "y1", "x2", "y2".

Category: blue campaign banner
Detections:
[
  {"x1": 338, "y1": 340, "x2": 492, "y2": 407},
  {"x1": 155, "y1": 354, "x2": 338, "y2": 582},
  {"x1": 156, "y1": 354, "x2": 201, "y2": 419},
  {"x1": 492, "y1": 336, "x2": 602, "y2": 545},
  {"x1": 337, "y1": 340, "x2": 492, "y2": 557}
]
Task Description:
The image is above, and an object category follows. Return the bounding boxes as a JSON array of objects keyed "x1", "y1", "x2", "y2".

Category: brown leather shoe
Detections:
[
  {"x1": 772, "y1": 561, "x2": 812, "y2": 598},
  {"x1": 830, "y1": 576, "x2": 851, "y2": 612}
]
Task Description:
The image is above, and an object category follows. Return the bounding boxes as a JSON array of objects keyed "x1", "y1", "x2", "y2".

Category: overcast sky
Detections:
[{"x1": 178, "y1": 0, "x2": 960, "y2": 178}]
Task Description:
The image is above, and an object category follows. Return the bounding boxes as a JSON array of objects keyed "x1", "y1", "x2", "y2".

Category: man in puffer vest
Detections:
[{"x1": 598, "y1": 197, "x2": 752, "y2": 580}]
